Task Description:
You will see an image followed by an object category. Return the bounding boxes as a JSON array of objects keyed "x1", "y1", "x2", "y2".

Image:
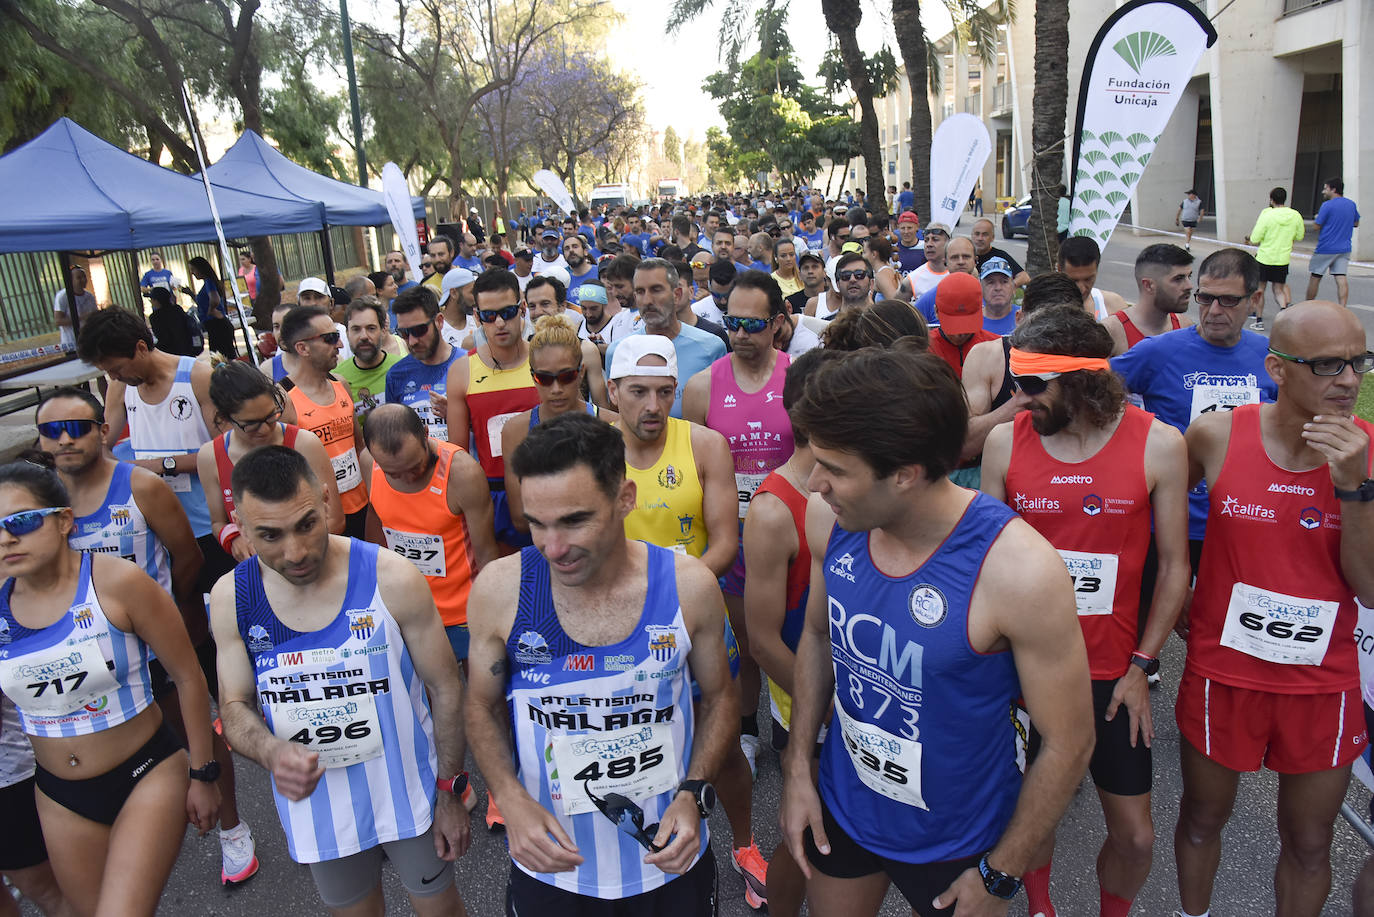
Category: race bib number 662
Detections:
[{"x1": 1219, "y1": 581, "x2": 1338, "y2": 666}]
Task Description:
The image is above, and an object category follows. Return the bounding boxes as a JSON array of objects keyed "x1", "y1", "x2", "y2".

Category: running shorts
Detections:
[{"x1": 308, "y1": 827, "x2": 453, "y2": 909}]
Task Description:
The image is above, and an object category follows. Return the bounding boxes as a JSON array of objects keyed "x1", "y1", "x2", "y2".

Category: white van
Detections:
[{"x1": 589, "y1": 183, "x2": 633, "y2": 211}]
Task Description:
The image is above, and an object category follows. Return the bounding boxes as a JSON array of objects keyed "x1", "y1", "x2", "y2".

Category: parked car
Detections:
[{"x1": 1002, "y1": 195, "x2": 1031, "y2": 239}]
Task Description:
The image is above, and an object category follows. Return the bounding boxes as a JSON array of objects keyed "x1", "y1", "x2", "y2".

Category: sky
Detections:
[{"x1": 610, "y1": 0, "x2": 958, "y2": 140}]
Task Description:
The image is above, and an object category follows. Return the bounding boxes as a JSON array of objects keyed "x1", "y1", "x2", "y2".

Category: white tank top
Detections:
[
  {"x1": 69, "y1": 462, "x2": 173, "y2": 594},
  {"x1": 1090, "y1": 288, "x2": 1108, "y2": 321},
  {"x1": 122, "y1": 355, "x2": 212, "y2": 532}
]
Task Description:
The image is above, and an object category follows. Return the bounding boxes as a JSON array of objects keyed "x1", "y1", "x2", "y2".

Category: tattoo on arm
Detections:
[{"x1": 489, "y1": 657, "x2": 508, "y2": 677}]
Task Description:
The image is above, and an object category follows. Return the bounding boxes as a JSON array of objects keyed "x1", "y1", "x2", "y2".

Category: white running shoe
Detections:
[
  {"x1": 220, "y1": 820, "x2": 260, "y2": 885},
  {"x1": 739, "y1": 733, "x2": 760, "y2": 778}
]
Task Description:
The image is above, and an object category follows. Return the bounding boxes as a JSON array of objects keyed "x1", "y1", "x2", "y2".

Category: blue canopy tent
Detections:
[
  {"x1": 0, "y1": 118, "x2": 326, "y2": 356},
  {"x1": 203, "y1": 130, "x2": 426, "y2": 281}
]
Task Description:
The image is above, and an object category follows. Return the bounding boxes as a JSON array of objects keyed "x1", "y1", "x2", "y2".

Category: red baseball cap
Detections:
[
  {"x1": 897, "y1": 211, "x2": 920, "y2": 226},
  {"x1": 935, "y1": 273, "x2": 984, "y2": 335}
]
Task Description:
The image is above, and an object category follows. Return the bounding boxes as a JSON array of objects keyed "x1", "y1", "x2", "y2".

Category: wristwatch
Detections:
[
  {"x1": 676, "y1": 779, "x2": 716, "y2": 820},
  {"x1": 436, "y1": 772, "x2": 469, "y2": 797},
  {"x1": 1334, "y1": 479, "x2": 1374, "y2": 502},
  {"x1": 161, "y1": 456, "x2": 178, "y2": 475},
  {"x1": 978, "y1": 853, "x2": 1022, "y2": 899},
  {"x1": 1129, "y1": 651, "x2": 1160, "y2": 677},
  {"x1": 189, "y1": 760, "x2": 221, "y2": 783}
]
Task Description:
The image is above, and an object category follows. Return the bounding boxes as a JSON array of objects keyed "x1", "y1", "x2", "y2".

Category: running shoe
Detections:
[
  {"x1": 220, "y1": 820, "x2": 259, "y2": 885},
  {"x1": 486, "y1": 792, "x2": 505, "y2": 830},
  {"x1": 732, "y1": 841, "x2": 769, "y2": 910},
  {"x1": 739, "y1": 733, "x2": 760, "y2": 778},
  {"x1": 1249, "y1": 317, "x2": 1265, "y2": 331}
]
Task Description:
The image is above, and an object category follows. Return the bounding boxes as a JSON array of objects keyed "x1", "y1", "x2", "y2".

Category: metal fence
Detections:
[
  {"x1": 964, "y1": 92, "x2": 982, "y2": 115},
  {"x1": 991, "y1": 82, "x2": 1012, "y2": 114}
]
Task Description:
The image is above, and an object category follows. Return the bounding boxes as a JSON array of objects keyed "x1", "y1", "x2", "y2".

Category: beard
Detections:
[{"x1": 1029, "y1": 399, "x2": 1071, "y2": 436}]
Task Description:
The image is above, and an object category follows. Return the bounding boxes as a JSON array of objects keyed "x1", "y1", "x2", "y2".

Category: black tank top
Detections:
[{"x1": 991, "y1": 338, "x2": 1014, "y2": 410}]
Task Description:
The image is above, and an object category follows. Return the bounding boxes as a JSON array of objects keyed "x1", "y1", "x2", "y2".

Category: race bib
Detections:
[
  {"x1": 0, "y1": 635, "x2": 119, "y2": 716},
  {"x1": 383, "y1": 528, "x2": 445, "y2": 577},
  {"x1": 735, "y1": 471, "x2": 768, "y2": 519},
  {"x1": 331, "y1": 448, "x2": 362, "y2": 493},
  {"x1": 835, "y1": 702, "x2": 926, "y2": 809},
  {"x1": 1057, "y1": 550, "x2": 1119, "y2": 617},
  {"x1": 1189, "y1": 383, "x2": 1259, "y2": 424},
  {"x1": 409, "y1": 399, "x2": 447, "y2": 442},
  {"x1": 550, "y1": 723, "x2": 678, "y2": 816},
  {"x1": 136, "y1": 450, "x2": 191, "y2": 492},
  {"x1": 486, "y1": 411, "x2": 522, "y2": 458},
  {"x1": 1219, "y1": 581, "x2": 1338, "y2": 666},
  {"x1": 270, "y1": 690, "x2": 383, "y2": 768}
]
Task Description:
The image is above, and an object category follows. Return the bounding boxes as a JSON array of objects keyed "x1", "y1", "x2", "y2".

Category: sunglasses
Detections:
[
  {"x1": 1268, "y1": 348, "x2": 1374, "y2": 377},
  {"x1": 531, "y1": 366, "x2": 582, "y2": 386},
  {"x1": 723, "y1": 315, "x2": 772, "y2": 334},
  {"x1": 1012, "y1": 372, "x2": 1060, "y2": 396},
  {"x1": 836, "y1": 269, "x2": 871, "y2": 282},
  {"x1": 36, "y1": 419, "x2": 97, "y2": 440},
  {"x1": 1194, "y1": 291, "x2": 1246, "y2": 308},
  {"x1": 0, "y1": 507, "x2": 66, "y2": 538},
  {"x1": 302, "y1": 330, "x2": 341, "y2": 346},
  {"x1": 478, "y1": 305, "x2": 521, "y2": 324},
  {"x1": 583, "y1": 778, "x2": 662, "y2": 853},
  {"x1": 397, "y1": 321, "x2": 434, "y2": 339},
  {"x1": 229, "y1": 406, "x2": 283, "y2": 434}
]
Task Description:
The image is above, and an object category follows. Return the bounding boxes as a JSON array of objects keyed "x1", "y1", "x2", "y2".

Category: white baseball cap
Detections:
[
  {"x1": 609, "y1": 334, "x2": 678, "y2": 381},
  {"x1": 439, "y1": 267, "x2": 475, "y2": 305},
  {"x1": 297, "y1": 277, "x2": 330, "y2": 297}
]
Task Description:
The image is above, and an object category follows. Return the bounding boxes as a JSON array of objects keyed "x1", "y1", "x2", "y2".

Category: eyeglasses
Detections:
[
  {"x1": 1012, "y1": 372, "x2": 1060, "y2": 396},
  {"x1": 478, "y1": 304, "x2": 521, "y2": 324},
  {"x1": 710, "y1": 291, "x2": 729, "y2": 305},
  {"x1": 0, "y1": 507, "x2": 66, "y2": 538},
  {"x1": 583, "y1": 778, "x2": 662, "y2": 853},
  {"x1": 836, "y1": 269, "x2": 871, "y2": 282},
  {"x1": 1194, "y1": 291, "x2": 1247, "y2": 308},
  {"x1": 397, "y1": 321, "x2": 434, "y2": 339},
  {"x1": 226, "y1": 406, "x2": 283, "y2": 437},
  {"x1": 531, "y1": 366, "x2": 582, "y2": 386},
  {"x1": 36, "y1": 419, "x2": 97, "y2": 440},
  {"x1": 723, "y1": 315, "x2": 773, "y2": 334},
  {"x1": 301, "y1": 330, "x2": 341, "y2": 346},
  {"x1": 1268, "y1": 348, "x2": 1374, "y2": 376}
]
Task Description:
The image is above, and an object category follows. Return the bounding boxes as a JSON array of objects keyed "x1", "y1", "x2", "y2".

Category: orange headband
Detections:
[{"x1": 1008, "y1": 348, "x2": 1112, "y2": 375}]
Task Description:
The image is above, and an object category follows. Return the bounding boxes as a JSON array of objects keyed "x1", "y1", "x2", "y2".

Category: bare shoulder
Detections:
[
  {"x1": 689, "y1": 420, "x2": 730, "y2": 456},
  {"x1": 978, "y1": 515, "x2": 1069, "y2": 601},
  {"x1": 470, "y1": 552, "x2": 524, "y2": 608},
  {"x1": 804, "y1": 492, "x2": 836, "y2": 557},
  {"x1": 374, "y1": 538, "x2": 429, "y2": 593}
]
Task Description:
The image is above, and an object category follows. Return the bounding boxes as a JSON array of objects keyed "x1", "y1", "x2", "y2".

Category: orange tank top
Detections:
[
  {"x1": 286, "y1": 377, "x2": 367, "y2": 514},
  {"x1": 368, "y1": 439, "x2": 477, "y2": 627}
]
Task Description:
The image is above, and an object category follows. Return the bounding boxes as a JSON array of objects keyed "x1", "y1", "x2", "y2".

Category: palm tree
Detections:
[
  {"x1": 891, "y1": 0, "x2": 1010, "y2": 222},
  {"x1": 819, "y1": 0, "x2": 886, "y2": 221},
  {"x1": 1025, "y1": 0, "x2": 1068, "y2": 275}
]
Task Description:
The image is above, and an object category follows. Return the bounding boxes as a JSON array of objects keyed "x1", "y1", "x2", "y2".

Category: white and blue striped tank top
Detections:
[
  {"x1": 235, "y1": 539, "x2": 437, "y2": 864},
  {"x1": 122, "y1": 354, "x2": 213, "y2": 538},
  {"x1": 820, "y1": 492, "x2": 1024, "y2": 863},
  {"x1": 505, "y1": 543, "x2": 704, "y2": 899},
  {"x1": 68, "y1": 463, "x2": 172, "y2": 594},
  {"x1": 0, "y1": 552, "x2": 155, "y2": 738}
]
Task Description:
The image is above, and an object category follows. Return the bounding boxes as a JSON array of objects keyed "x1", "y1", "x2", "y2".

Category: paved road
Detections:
[{"x1": 14, "y1": 226, "x2": 1374, "y2": 916}]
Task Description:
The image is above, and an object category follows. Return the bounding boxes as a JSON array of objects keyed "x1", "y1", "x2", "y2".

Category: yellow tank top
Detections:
[{"x1": 621, "y1": 417, "x2": 705, "y2": 557}]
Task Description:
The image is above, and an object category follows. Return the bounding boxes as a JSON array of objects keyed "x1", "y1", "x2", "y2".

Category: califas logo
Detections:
[
  {"x1": 1014, "y1": 493, "x2": 1060, "y2": 513},
  {"x1": 1268, "y1": 483, "x2": 1315, "y2": 496},
  {"x1": 1219, "y1": 495, "x2": 1275, "y2": 521},
  {"x1": 1050, "y1": 474, "x2": 1093, "y2": 485},
  {"x1": 829, "y1": 552, "x2": 857, "y2": 583}
]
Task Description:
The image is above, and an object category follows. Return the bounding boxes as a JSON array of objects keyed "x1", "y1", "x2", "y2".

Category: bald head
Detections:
[
  {"x1": 362, "y1": 403, "x2": 427, "y2": 456},
  {"x1": 946, "y1": 237, "x2": 977, "y2": 275},
  {"x1": 1270, "y1": 300, "x2": 1365, "y2": 355}
]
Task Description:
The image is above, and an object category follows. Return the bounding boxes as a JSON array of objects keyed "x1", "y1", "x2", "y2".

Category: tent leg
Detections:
[{"x1": 321, "y1": 228, "x2": 337, "y2": 286}]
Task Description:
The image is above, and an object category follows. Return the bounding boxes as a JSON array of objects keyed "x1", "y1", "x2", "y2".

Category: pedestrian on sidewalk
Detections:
[
  {"x1": 1243, "y1": 186, "x2": 1305, "y2": 330},
  {"x1": 1176, "y1": 189, "x2": 1205, "y2": 250},
  {"x1": 1306, "y1": 177, "x2": 1361, "y2": 308}
]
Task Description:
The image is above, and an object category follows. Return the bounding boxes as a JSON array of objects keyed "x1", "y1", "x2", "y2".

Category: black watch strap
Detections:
[
  {"x1": 189, "y1": 759, "x2": 221, "y2": 783},
  {"x1": 676, "y1": 779, "x2": 715, "y2": 819},
  {"x1": 978, "y1": 853, "x2": 1022, "y2": 899},
  {"x1": 1334, "y1": 479, "x2": 1374, "y2": 502}
]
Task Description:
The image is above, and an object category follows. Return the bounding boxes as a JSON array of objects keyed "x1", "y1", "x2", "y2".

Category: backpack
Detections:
[{"x1": 184, "y1": 307, "x2": 205, "y2": 355}]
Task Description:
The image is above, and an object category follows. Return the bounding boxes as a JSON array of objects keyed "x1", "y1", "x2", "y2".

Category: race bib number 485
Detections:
[
  {"x1": 1219, "y1": 581, "x2": 1338, "y2": 666},
  {"x1": 550, "y1": 723, "x2": 678, "y2": 816}
]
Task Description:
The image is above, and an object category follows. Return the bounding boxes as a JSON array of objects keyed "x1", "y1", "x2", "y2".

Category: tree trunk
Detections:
[
  {"x1": 248, "y1": 236, "x2": 281, "y2": 326},
  {"x1": 892, "y1": 0, "x2": 931, "y2": 221},
  {"x1": 1025, "y1": 0, "x2": 1069, "y2": 276},
  {"x1": 821, "y1": 0, "x2": 888, "y2": 224}
]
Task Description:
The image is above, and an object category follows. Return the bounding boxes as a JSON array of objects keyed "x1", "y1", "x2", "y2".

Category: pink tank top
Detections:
[{"x1": 706, "y1": 351, "x2": 794, "y2": 519}]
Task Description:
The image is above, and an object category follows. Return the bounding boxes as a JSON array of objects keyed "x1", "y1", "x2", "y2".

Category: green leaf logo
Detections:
[
  {"x1": 1088, "y1": 209, "x2": 1112, "y2": 223},
  {"x1": 1105, "y1": 191, "x2": 1128, "y2": 206},
  {"x1": 1076, "y1": 169, "x2": 1093, "y2": 185},
  {"x1": 1136, "y1": 152, "x2": 1152, "y2": 167},
  {"x1": 1078, "y1": 189, "x2": 1102, "y2": 204},
  {"x1": 1127, "y1": 132, "x2": 1151, "y2": 148},
  {"x1": 1099, "y1": 131, "x2": 1124, "y2": 146},
  {"x1": 1111, "y1": 151, "x2": 1135, "y2": 168},
  {"x1": 1113, "y1": 31, "x2": 1178, "y2": 75},
  {"x1": 1120, "y1": 171, "x2": 1142, "y2": 186},
  {"x1": 1084, "y1": 150, "x2": 1108, "y2": 166},
  {"x1": 1093, "y1": 170, "x2": 1118, "y2": 187}
]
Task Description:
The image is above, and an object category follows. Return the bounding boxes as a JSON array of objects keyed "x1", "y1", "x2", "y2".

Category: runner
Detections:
[
  {"x1": 683, "y1": 271, "x2": 794, "y2": 788},
  {"x1": 210, "y1": 446, "x2": 472, "y2": 917},
  {"x1": 609, "y1": 334, "x2": 768, "y2": 909},
  {"x1": 1058, "y1": 237, "x2": 1128, "y2": 320},
  {"x1": 503, "y1": 314, "x2": 620, "y2": 531},
  {"x1": 579, "y1": 282, "x2": 634, "y2": 358},
  {"x1": 982, "y1": 307, "x2": 1190, "y2": 917},
  {"x1": 1103, "y1": 244, "x2": 1194, "y2": 356},
  {"x1": 521, "y1": 275, "x2": 609, "y2": 407},
  {"x1": 820, "y1": 299, "x2": 929, "y2": 352},
  {"x1": 806, "y1": 251, "x2": 874, "y2": 321},
  {"x1": 385, "y1": 285, "x2": 462, "y2": 441},
  {"x1": 196, "y1": 361, "x2": 343, "y2": 561},
  {"x1": 1244, "y1": 187, "x2": 1305, "y2": 328},
  {"x1": 446, "y1": 268, "x2": 541, "y2": 550},
  {"x1": 464, "y1": 412, "x2": 737, "y2": 913},
  {"x1": 1173, "y1": 300, "x2": 1374, "y2": 917},
  {"x1": 741, "y1": 348, "x2": 834, "y2": 917},
  {"x1": 0, "y1": 694, "x2": 71, "y2": 917},
  {"x1": 334, "y1": 295, "x2": 403, "y2": 422},
  {"x1": 908, "y1": 222, "x2": 951, "y2": 298},
  {"x1": 278, "y1": 305, "x2": 371, "y2": 538},
  {"x1": 35, "y1": 386, "x2": 261, "y2": 886},
  {"x1": 365, "y1": 402, "x2": 497, "y2": 671},
  {"x1": 779, "y1": 347, "x2": 1095, "y2": 917},
  {"x1": 927, "y1": 273, "x2": 999, "y2": 383},
  {"x1": 0, "y1": 460, "x2": 221, "y2": 916}
]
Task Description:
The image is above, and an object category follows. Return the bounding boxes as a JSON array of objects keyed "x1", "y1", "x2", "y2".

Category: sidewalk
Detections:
[{"x1": 1125, "y1": 215, "x2": 1373, "y2": 271}]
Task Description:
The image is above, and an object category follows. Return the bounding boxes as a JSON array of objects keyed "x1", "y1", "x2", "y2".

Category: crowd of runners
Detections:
[{"x1": 1, "y1": 189, "x2": 1372, "y2": 917}]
